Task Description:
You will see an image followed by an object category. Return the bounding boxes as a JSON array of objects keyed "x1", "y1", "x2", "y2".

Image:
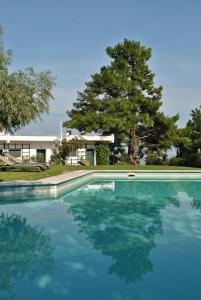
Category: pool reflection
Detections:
[
  {"x1": 0, "y1": 213, "x2": 54, "y2": 291},
  {"x1": 67, "y1": 180, "x2": 181, "y2": 283},
  {"x1": 0, "y1": 179, "x2": 201, "y2": 300}
]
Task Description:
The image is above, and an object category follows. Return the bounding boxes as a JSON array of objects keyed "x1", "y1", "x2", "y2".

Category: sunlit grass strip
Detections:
[{"x1": 0, "y1": 164, "x2": 200, "y2": 182}]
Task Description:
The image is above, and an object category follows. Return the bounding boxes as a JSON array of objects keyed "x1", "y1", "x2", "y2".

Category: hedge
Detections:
[{"x1": 96, "y1": 144, "x2": 110, "y2": 165}]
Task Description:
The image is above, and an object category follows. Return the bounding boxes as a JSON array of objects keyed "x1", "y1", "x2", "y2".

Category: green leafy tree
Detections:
[
  {"x1": 50, "y1": 137, "x2": 85, "y2": 164},
  {"x1": 0, "y1": 26, "x2": 55, "y2": 133},
  {"x1": 64, "y1": 39, "x2": 178, "y2": 164},
  {"x1": 174, "y1": 127, "x2": 192, "y2": 158},
  {"x1": 187, "y1": 106, "x2": 201, "y2": 152},
  {"x1": 174, "y1": 106, "x2": 201, "y2": 166}
]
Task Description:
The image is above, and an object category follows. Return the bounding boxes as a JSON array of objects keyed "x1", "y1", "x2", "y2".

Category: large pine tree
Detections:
[{"x1": 65, "y1": 39, "x2": 178, "y2": 164}]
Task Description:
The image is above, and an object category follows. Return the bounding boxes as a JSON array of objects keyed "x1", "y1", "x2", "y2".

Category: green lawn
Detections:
[{"x1": 0, "y1": 164, "x2": 200, "y2": 182}]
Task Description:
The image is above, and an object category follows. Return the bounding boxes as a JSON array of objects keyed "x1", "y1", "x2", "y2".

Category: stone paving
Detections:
[{"x1": 37, "y1": 170, "x2": 93, "y2": 184}]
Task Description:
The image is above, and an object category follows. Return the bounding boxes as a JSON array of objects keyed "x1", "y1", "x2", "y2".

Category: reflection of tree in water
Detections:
[
  {"x1": 183, "y1": 182, "x2": 201, "y2": 210},
  {"x1": 0, "y1": 213, "x2": 54, "y2": 291},
  {"x1": 68, "y1": 181, "x2": 179, "y2": 283}
]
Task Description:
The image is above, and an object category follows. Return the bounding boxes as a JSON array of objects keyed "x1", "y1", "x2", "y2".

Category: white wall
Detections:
[
  {"x1": 66, "y1": 148, "x2": 86, "y2": 165},
  {"x1": 30, "y1": 141, "x2": 55, "y2": 162},
  {"x1": 66, "y1": 146, "x2": 97, "y2": 165}
]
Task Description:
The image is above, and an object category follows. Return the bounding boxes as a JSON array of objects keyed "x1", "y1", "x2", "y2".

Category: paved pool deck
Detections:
[
  {"x1": 37, "y1": 169, "x2": 201, "y2": 184},
  {"x1": 37, "y1": 170, "x2": 93, "y2": 185}
]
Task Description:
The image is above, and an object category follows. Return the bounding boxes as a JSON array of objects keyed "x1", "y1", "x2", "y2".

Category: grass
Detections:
[{"x1": 0, "y1": 164, "x2": 200, "y2": 182}]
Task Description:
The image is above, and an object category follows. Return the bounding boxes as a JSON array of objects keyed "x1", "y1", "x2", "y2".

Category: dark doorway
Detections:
[
  {"x1": 36, "y1": 149, "x2": 46, "y2": 163},
  {"x1": 86, "y1": 149, "x2": 94, "y2": 165}
]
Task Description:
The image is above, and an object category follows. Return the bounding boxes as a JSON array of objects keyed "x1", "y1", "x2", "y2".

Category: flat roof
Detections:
[
  {"x1": 0, "y1": 135, "x2": 58, "y2": 142},
  {"x1": 67, "y1": 134, "x2": 114, "y2": 143}
]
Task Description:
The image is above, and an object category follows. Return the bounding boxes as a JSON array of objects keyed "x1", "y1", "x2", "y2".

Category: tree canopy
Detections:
[
  {"x1": 64, "y1": 39, "x2": 178, "y2": 164},
  {"x1": 0, "y1": 27, "x2": 55, "y2": 133},
  {"x1": 187, "y1": 106, "x2": 201, "y2": 152},
  {"x1": 173, "y1": 106, "x2": 201, "y2": 166}
]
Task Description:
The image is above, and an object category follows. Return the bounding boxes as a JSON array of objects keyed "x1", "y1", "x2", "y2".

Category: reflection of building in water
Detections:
[
  {"x1": 65, "y1": 181, "x2": 115, "y2": 198},
  {"x1": 84, "y1": 181, "x2": 115, "y2": 191}
]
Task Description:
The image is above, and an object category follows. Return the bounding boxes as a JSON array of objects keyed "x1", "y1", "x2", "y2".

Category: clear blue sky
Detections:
[{"x1": 1, "y1": 0, "x2": 201, "y2": 135}]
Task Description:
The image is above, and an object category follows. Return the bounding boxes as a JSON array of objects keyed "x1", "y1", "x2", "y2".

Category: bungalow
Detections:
[
  {"x1": 0, "y1": 132, "x2": 58, "y2": 163},
  {"x1": 0, "y1": 132, "x2": 114, "y2": 165},
  {"x1": 66, "y1": 133, "x2": 114, "y2": 165}
]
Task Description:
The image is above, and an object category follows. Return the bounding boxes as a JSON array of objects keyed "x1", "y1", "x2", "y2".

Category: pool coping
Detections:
[
  {"x1": 1, "y1": 169, "x2": 201, "y2": 186},
  {"x1": 0, "y1": 169, "x2": 201, "y2": 188},
  {"x1": 0, "y1": 170, "x2": 201, "y2": 199}
]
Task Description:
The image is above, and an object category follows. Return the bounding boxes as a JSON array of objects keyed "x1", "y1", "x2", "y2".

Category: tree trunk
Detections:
[{"x1": 129, "y1": 129, "x2": 139, "y2": 165}]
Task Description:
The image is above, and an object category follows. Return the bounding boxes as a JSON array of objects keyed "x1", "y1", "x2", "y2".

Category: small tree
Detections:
[
  {"x1": 0, "y1": 26, "x2": 55, "y2": 133},
  {"x1": 187, "y1": 106, "x2": 201, "y2": 152},
  {"x1": 51, "y1": 137, "x2": 85, "y2": 164},
  {"x1": 175, "y1": 106, "x2": 201, "y2": 166}
]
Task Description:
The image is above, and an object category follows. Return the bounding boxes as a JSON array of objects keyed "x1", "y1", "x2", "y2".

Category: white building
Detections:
[
  {"x1": 66, "y1": 133, "x2": 114, "y2": 165},
  {"x1": 0, "y1": 132, "x2": 114, "y2": 165},
  {"x1": 0, "y1": 132, "x2": 58, "y2": 163}
]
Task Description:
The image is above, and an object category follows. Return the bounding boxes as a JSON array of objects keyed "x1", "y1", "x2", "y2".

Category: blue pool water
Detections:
[{"x1": 0, "y1": 179, "x2": 201, "y2": 300}]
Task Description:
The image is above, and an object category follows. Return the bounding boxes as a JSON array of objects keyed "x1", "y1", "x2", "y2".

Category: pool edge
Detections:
[{"x1": 1, "y1": 170, "x2": 201, "y2": 198}]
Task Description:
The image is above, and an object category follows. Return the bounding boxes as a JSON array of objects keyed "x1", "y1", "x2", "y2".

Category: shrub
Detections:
[
  {"x1": 187, "y1": 153, "x2": 201, "y2": 167},
  {"x1": 50, "y1": 138, "x2": 85, "y2": 165},
  {"x1": 118, "y1": 153, "x2": 130, "y2": 164},
  {"x1": 169, "y1": 153, "x2": 201, "y2": 167},
  {"x1": 109, "y1": 154, "x2": 118, "y2": 165},
  {"x1": 146, "y1": 153, "x2": 164, "y2": 165},
  {"x1": 168, "y1": 156, "x2": 185, "y2": 166},
  {"x1": 30, "y1": 155, "x2": 36, "y2": 163},
  {"x1": 116, "y1": 161, "x2": 128, "y2": 165},
  {"x1": 96, "y1": 144, "x2": 110, "y2": 165}
]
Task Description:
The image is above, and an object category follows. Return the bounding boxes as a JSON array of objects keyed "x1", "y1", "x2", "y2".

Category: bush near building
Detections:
[{"x1": 96, "y1": 144, "x2": 110, "y2": 165}]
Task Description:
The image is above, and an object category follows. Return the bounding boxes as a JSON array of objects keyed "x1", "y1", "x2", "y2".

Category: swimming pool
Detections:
[{"x1": 0, "y1": 178, "x2": 201, "y2": 299}]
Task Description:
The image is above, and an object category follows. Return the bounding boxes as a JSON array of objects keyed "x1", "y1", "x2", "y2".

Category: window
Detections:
[
  {"x1": 9, "y1": 149, "x2": 21, "y2": 158},
  {"x1": 69, "y1": 149, "x2": 77, "y2": 157},
  {"x1": 23, "y1": 144, "x2": 30, "y2": 149},
  {"x1": 86, "y1": 144, "x2": 94, "y2": 150},
  {"x1": 9, "y1": 144, "x2": 16, "y2": 150}
]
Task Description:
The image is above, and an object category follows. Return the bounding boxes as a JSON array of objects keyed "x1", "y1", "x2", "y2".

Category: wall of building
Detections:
[
  {"x1": 0, "y1": 141, "x2": 55, "y2": 163},
  {"x1": 66, "y1": 145, "x2": 97, "y2": 165},
  {"x1": 29, "y1": 141, "x2": 55, "y2": 162},
  {"x1": 0, "y1": 133, "x2": 114, "y2": 165},
  {"x1": 66, "y1": 148, "x2": 86, "y2": 165}
]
